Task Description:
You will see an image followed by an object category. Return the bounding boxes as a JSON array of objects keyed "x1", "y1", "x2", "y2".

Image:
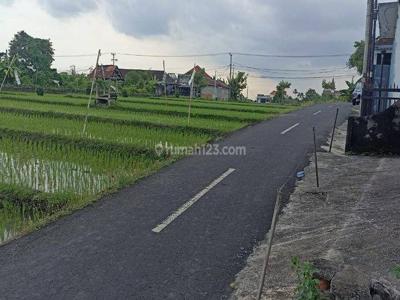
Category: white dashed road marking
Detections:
[
  {"x1": 280, "y1": 123, "x2": 300, "y2": 135},
  {"x1": 313, "y1": 110, "x2": 322, "y2": 115},
  {"x1": 152, "y1": 168, "x2": 236, "y2": 233}
]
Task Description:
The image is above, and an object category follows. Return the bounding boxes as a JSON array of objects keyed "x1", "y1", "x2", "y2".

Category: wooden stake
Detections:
[
  {"x1": 256, "y1": 188, "x2": 283, "y2": 300},
  {"x1": 82, "y1": 49, "x2": 101, "y2": 135},
  {"x1": 188, "y1": 64, "x2": 196, "y2": 125},
  {"x1": 313, "y1": 127, "x2": 320, "y2": 188},
  {"x1": 329, "y1": 108, "x2": 339, "y2": 152}
]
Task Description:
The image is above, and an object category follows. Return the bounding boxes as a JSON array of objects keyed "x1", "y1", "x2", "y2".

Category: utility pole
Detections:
[
  {"x1": 229, "y1": 53, "x2": 233, "y2": 80},
  {"x1": 111, "y1": 52, "x2": 118, "y2": 66},
  {"x1": 214, "y1": 70, "x2": 217, "y2": 100},
  {"x1": 70, "y1": 65, "x2": 76, "y2": 76},
  {"x1": 229, "y1": 53, "x2": 233, "y2": 100},
  {"x1": 361, "y1": 0, "x2": 377, "y2": 116},
  {"x1": 163, "y1": 60, "x2": 167, "y2": 98}
]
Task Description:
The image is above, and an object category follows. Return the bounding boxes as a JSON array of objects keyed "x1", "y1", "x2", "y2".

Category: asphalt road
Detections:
[{"x1": 0, "y1": 102, "x2": 352, "y2": 299}]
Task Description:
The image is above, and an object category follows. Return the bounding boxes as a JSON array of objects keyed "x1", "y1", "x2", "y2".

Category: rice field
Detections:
[{"x1": 0, "y1": 91, "x2": 299, "y2": 243}]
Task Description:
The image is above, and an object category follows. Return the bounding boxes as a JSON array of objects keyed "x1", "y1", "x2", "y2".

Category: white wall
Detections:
[
  {"x1": 201, "y1": 86, "x2": 229, "y2": 100},
  {"x1": 390, "y1": 4, "x2": 400, "y2": 87}
]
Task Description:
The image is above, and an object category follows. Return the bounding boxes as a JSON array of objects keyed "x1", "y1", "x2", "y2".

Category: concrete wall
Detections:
[
  {"x1": 345, "y1": 101, "x2": 400, "y2": 154},
  {"x1": 201, "y1": 86, "x2": 229, "y2": 100}
]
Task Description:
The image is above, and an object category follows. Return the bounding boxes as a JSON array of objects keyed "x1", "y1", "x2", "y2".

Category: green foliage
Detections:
[
  {"x1": 273, "y1": 81, "x2": 292, "y2": 103},
  {"x1": 36, "y1": 86, "x2": 44, "y2": 96},
  {"x1": 305, "y1": 89, "x2": 320, "y2": 101},
  {"x1": 291, "y1": 257, "x2": 322, "y2": 300},
  {"x1": 0, "y1": 54, "x2": 18, "y2": 85},
  {"x1": 228, "y1": 71, "x2": 248, "y2": 100},
  {"x1": 0, "y1": 183, "x2": 71, "y2": 214},
  {"x1": 194, "y1": 68, "x2": 208, "y2": 90},
  {"x1": 347, "y1": 40, "x2": 364, "y2": 75},
  {"x1": 59, "y1": 72, "x2": 91, "y2": 91},
  {"x1": 123, "y1": 70, "x2": 157, "y2": 94},
  {"x1": 9, "y1": 31, "x2": 55, "y2": 86},
  {"x1": 392, "y1": 265, "x2": 400, "y2": 279},
  {"x1": 322, "y1": 78, "x2": 336, "y2": 90},
  {"x1": 339, "y1": 80, "x2": 356, "y2": 101},
  {"x1": 121, "y1": 88, "x2": 129, "y2": 97}
]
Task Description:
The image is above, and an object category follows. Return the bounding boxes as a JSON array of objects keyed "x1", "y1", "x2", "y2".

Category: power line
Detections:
[
  {"x1": 233, "y1": 63, "x2": 350, "y2": 73},
  {"x1": 232, "y1": 52, "x2": 351, "y2": 58},
  {"x1": 54, "y1": 51, "x2": 352, "y2": 60},
  {"x1": 55, "y1": 53, "x2": 110, "y2": 58},
  {"x1": 248, "y1": 74, "x2": 355, "y2": 80},
  {"x1": 117, "y1": 52, "x2": 227, "y2": 58}
]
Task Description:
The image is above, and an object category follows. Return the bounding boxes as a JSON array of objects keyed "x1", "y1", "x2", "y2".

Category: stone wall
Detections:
[{"x1": 346, "y1": 101, "x2": 400, "y2": 154}]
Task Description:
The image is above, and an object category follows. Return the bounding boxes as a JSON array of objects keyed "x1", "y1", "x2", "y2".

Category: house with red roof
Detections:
[
  {"x1": 88, "y1": 65, "x2": 177, "y2": 96},
  {"x1": 182, "y1": 65, "x2": 230, "y2": 100},
  {"x1": 88, "y1": 64, "x2": 230, "y2": 99}
]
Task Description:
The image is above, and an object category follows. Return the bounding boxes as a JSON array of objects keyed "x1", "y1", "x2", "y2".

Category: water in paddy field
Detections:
[
  {"x1": 0, "y1": 152, "x2": 113, "y2": 195},
  {"x1": 0, "y1": 151, "x2": 115, "y2": 244}
]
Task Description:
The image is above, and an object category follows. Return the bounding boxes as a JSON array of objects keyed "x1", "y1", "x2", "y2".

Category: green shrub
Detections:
[
  {"x1": 291, "y1": 257, "x2": 323, "y2": 300},
  {"x1": 121, "y1": 88, "x2": 129, "y2": 98},
  {"x1": 0, "y1": 184, "x2": 71, "y2": 214},
  {"x1": 36, "y1": 87, "x2": 44, "y2": 96},
  {"x1": 392, "y1": 265, "x2": 400, "y2": 279}
]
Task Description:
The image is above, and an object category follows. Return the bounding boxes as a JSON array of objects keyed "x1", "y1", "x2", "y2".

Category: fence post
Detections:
[
  {"x1": 329, "y1": 108, "x2": 339, "y2": 152},
  {"x1": 313, "y1": 127, "x2": 320, "y2": 188},
  {"x1": 256, "y1": 188, "x2": 283, "y2": 300}
]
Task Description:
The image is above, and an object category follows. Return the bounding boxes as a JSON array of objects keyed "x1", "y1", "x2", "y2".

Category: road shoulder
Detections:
[{"x1": 231, "y1": 121, "x2": 400, "y2": 299}]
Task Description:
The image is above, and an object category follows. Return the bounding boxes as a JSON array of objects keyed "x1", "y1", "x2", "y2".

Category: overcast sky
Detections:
[{"x1": 0, "y1": 0, "x2": 372, "y2": 98}]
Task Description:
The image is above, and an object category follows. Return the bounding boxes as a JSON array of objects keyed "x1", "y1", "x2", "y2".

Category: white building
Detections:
[
  {"x1": 367, "y1": 1, "x2": 400, "y2": 112},
  {"x1": 256, "y1": 94, "x2": 272, "y2": 104}
]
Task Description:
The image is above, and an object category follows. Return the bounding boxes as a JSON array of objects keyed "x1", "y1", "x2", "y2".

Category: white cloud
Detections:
[
  {"x1": 38, "y1": 0, "x2": 98, "y2": 18},
  {"x1": 0, "y1": 0, "x2": 365, "y2": 97}
]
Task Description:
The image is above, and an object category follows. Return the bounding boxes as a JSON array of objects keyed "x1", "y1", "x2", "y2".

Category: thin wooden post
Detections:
[
  {"x1": 187, "y1": 64, "x2": 196, "y2": 125},
  {"x1": 82, "y1": 49, "x2": 101, "y2": 135},
  {"x1": 329, "y1": 108, "x2": 339, "y2": 152},
  {"x1": 163, "y1": 60, "x2": 167, "y2": 99},
  {"x1": 313, "y1": 127, "x2": 320, "y2": 188},
  {"x1": 256, "y1": 188, "x2": 283, "y2": 300}
]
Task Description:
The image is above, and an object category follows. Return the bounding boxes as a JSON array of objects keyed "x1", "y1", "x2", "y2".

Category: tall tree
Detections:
[
  {"x1": 228, "y1": 71, "x2": 248, "y2": 100},
  {"x1": 273, "y1": 81, "x2": 291, "y2": 102},
  {"x1": 8, "y1": 31, "x2": 55, "y2": 84},
  {"x1": 347, "y1": 40, "x2": 364, "y2": 74},
  {"x1": 305, "y1": 88, "x2": 320, "y2": 101}
]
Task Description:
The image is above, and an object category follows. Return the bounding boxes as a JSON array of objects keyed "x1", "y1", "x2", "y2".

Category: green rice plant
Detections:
[
  {"x1": 0, "y1": 137, "x2": 165, "y2": 196},
  {"x1": 0, "y1": 98, "x2": 247, "y2": 132},
  {"x1": 0, "y1": 105, "x2": 224, "y2": 136},
  {"x1": 0, "y1": 111, "x2": 213, "y2": 149},
  {"x1": 0, "y1": 93, "x2": 292, "y2": 123}
]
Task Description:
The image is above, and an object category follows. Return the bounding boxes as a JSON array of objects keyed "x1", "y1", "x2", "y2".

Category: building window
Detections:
[{"x1": 377, "y1": 53, "x2": 392, "y2": 65}]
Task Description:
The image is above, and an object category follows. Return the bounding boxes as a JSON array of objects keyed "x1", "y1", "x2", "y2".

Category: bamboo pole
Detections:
[
  {"x1": 187, "y1": 64, "x2": 196, "y2": 125},
  {"x1": 82, "y1": 49, "x2": 101, "y2": 135},
  {"x1": 0, "y1": 55, "x2": 17, "y2": 93}
]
